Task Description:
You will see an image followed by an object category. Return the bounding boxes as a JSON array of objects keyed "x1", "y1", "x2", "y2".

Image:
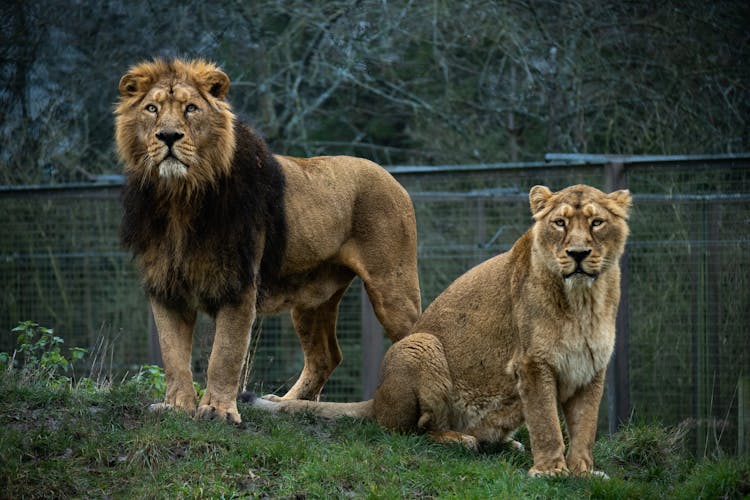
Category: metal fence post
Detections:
[{"x1": 605, "y1": 161, "x2": 631, "y2": 433}]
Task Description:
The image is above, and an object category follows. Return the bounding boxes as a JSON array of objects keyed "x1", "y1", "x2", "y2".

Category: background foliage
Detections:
[{"x1": 1, "y1": 0, "x2": 749, "y2": 184}]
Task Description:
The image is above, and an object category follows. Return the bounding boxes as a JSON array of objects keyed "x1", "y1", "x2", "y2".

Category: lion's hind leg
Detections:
[
  {"x1": 338, "y1": 227, "x2": 421, "y2": 344},
  {"x1": 283, "y1": 285, "x2": 350, "y2": 401},
  {"x1": 361, "y1": 274, "x2": 421, "y2": 343}
]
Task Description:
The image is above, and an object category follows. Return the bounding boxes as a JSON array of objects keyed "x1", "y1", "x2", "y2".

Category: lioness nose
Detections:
[
  {"x1": 155, "y1": 130, "x2": 184, "y2": 148},
  {"x1": 566, "y1": 249, "x2": 591, "y2": 263}
]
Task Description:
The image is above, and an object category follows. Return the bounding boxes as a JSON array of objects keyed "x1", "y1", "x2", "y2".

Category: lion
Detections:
[
  {"x1": 248, "y1": 184, "x2": 632, "y2": 477},
  {"x1": 114, "y1": 58, "x2": 421, "y2": 424}
]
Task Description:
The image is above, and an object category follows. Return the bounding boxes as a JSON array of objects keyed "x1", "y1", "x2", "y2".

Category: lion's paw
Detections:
[
  {"x1": 261, "y1": 393, "x2": 284, "y2": 402},
  {"x1": 196, "y1": 404, "x2": 242, "y2": 424}
]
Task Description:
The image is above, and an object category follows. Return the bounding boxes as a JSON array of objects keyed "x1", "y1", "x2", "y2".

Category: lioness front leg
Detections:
[
  {"x1": 150, "y1": 299, "x2": 198, "y2": 414},
  {"x1": 516, "y1": 359, "x2": 568, "y2": 477},
  {"x1": 562, "y1": 369, "x2": 606, "y2": 476},
  {"x1": 197, "y1": 288, "x2": 256, "y2": 423}
]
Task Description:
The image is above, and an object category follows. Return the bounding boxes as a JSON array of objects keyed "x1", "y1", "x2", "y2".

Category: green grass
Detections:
[{"x1": 1, "y1": 371, "x2": 748, "y2": 499}]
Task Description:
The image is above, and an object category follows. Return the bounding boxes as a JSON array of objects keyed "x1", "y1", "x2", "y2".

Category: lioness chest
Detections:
[{"x1": 534, "y1": 283, "x2": 616, "y2": 402}]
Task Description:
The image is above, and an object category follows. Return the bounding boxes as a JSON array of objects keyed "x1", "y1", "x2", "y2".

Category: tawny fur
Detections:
[
  {"x1": 115, "y1": 58, "x2": 421, "y2": 424},
  {"x1": 254, "y1": 184, "x2": 632, "y2": 477}
]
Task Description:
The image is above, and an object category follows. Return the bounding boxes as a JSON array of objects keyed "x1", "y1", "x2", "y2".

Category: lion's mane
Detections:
[{"x1": 117, "y1": 60, "x2": 286, "y2": 315}]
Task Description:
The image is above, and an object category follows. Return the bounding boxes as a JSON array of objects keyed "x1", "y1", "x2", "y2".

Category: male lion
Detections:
[
  {"x1": 115, "y1": 58, "x2": 421, "y2": 424},
  {"x1": 249, "y1": 184, "x2": 631, "y2": 477}
]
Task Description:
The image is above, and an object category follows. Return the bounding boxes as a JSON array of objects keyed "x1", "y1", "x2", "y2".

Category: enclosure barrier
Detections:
[{"x1": 2, "y1": 154, "x2": 748, "y2": 455}]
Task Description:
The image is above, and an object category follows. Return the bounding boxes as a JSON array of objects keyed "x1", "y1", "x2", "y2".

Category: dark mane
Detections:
[{"x1": 120, "y1": 120, "x2": 287, "y2": 315}]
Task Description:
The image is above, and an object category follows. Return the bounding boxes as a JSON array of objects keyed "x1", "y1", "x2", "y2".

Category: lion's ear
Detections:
[
  {"x1": 119, "y1": 73, "x2": 144, "y2": 97},
  {"x1": 201, "y1": 70, "x2": 230, "y2": 99},
  {"x1": 529, "y1": 185, "x2": 553, "y2": 216},
  {"x1": 606, "y1": 189, "x2": 632, "y2": 219}
]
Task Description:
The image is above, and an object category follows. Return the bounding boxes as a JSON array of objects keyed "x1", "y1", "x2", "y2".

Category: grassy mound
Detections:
[{"x1": 1, "y1": 368, "x2": 748, "y2": 498}]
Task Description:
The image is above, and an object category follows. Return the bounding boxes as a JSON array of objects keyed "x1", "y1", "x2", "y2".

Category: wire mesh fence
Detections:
[{"x1": 1, "y1": 155, "x2": 748, "y2": 454}]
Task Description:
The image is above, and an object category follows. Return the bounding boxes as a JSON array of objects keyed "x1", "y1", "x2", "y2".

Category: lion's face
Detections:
[
  {"x1": 115, "y1": 59, "x2": 236, "y2": 194},
  {"x1": 529, "y1": 185, "x2": 631, "y2": 284}
]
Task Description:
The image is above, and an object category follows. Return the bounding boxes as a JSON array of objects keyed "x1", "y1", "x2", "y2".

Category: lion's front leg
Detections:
[
  {"x1": 150, "y1": 299, "x2": 198, "y2": 414},
  {"x1": 516, "y1": 358, "x2": 568, "y2": 477},
  {"x1": 562, "y1": 369, "x2": 606, "y2": 477},
  {"x1": 197, "y1": 288, "x2": 256, "y2": 424}
]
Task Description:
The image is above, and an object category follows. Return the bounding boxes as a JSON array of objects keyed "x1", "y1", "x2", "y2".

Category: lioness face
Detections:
[
  {"x1": 530, "y1": 185, "x2": 631, "y2": 283},
  {"x1": 115, "y1": 59, "x2": 236, "y2": 190}
]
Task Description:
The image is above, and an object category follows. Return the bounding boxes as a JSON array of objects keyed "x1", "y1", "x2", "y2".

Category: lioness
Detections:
[
  {"x1": 115, "y1": 58, "x2": 421, "y2": 424},
  {"x1": 249, "y1": 184, "x2": 632, "y2": 477}
]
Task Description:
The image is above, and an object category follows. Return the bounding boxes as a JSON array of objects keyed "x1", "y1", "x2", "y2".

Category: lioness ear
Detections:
[
  {"x1": 606, "y1": 189, "x2": 632, "y2": 219},
  {"x1": 529, "y1": 185, "x2": 553, "y2": 216},
  {"x1": 202, "y1": 70, "x2": 230, "y2": 99}
]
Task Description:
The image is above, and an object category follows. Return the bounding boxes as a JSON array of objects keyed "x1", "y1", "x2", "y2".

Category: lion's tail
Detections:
[{"x1": 239, "y1": 392, "x2": 375, "y2": 420}]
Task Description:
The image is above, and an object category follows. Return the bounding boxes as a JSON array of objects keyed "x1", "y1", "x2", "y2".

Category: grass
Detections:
[{"x1": 1, "y1": 371, "x2": 749, "y2": 499}]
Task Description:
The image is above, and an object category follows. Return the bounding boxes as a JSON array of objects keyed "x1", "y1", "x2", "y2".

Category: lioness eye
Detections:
[
  {"x1": 185, "y1": 104, "x2": 198, "y2": 113},
  {"x1": 592, "y1": 219, "x2": 604, "y2": 227},
  {"x1": 145, "y1": 104, "x2": 158, "y2": 113},
  {"x1": 553, "y1": 219, "x2": 566, "y2": 228}
]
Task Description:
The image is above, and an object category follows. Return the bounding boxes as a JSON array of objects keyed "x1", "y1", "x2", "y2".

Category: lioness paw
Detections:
[
  {"x1": 528, "y1": 468, "x2": 569, "y2": 478},
  {"x1": 428, "y1": 430, "x2": 479, "y2": 451},
  {"x1": 460, "y1": 434, "x2": 479, "y2": 452},
  {"x1": 568, "y1": 464, "x2": 610, "y2": 480},
  {"x1": 566, "y1": 456, "x2": 604, "y2": 478},
  {"x1": 528, "y1": 465, "x2": 570, "y2": 478}
]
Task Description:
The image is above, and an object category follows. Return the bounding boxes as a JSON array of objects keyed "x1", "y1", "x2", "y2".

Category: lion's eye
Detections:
[
  {"x1": 185, "y1": 104, "x2": 198, "y2": 114},
  {"x1": 145, "y1": 104, "x2": 158, "y2": 114},
  {"x1": 553, "y1": 219, "x2": 566, "y2": 228},
  {"x1": 591, "y1": 219, "x2": 604, "y2": 228}
]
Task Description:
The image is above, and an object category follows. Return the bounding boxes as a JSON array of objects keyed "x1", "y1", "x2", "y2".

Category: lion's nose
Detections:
[
  {"x1": 155, "y1": 130, "x2": 184, "y2": 148},
  {"x1": 566, "y1": 249, "x2": 591, "y2": 263}
]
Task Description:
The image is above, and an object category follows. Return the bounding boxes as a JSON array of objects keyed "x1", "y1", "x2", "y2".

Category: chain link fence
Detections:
[{"x1": 1, "y1": 154, "x2": 748, "y2": 454}]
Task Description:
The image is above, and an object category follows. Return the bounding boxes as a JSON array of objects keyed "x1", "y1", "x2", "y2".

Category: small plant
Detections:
[
  {"x1": 131, "y1": 364, "x2": 204, "y2": 400},
  {"x1": 3, "y1": 321, "x2": 89, "y2": 382},
  {"x1": 133, "y1": 364, "x2": 166, "y2": 399}
]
